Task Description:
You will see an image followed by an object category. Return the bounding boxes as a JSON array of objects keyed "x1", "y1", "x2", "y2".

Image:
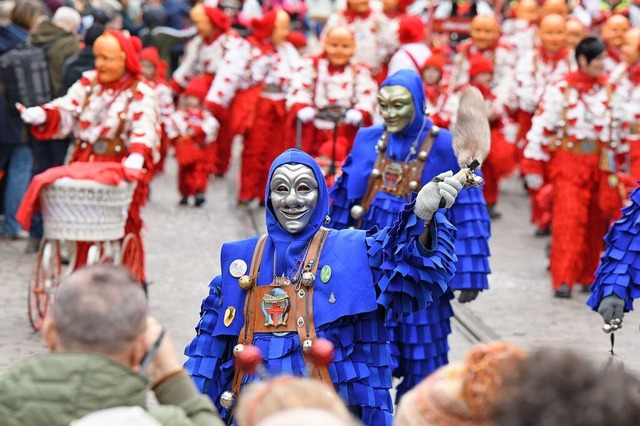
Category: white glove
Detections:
[
  {"x1": 414, "y1": 171, "x2": 464, "y2": 221},
  {"x1": 524, "y1": 173, "x2": 543, "y2": 190},
  {"x1": 20, "y1": 106, "x2": 46, "y2": 125},
  {"x1": 344, "y1": 109, "x2": 363, "y2": 126},
  {"x1": 123, "y1": 153, "x2": 145, "y2": 170},
  {"x1": 297, "y1": 106, "x2": 316, "y2": 123}
]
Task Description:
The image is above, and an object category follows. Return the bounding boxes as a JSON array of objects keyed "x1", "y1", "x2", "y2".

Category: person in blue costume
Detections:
[
  {"x1": 587, "y1": 186, "x2": 640, "y2": 330},
  {"x1": 328, "y1": 69, "x2": 492, "y2": 401},
  {"x1": 185, "y1": 148, "x2": 464, "y2": 425}
]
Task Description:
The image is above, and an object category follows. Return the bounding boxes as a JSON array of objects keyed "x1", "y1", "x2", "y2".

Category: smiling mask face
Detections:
[
  {"x1": 378, "y1": 85, "x2": 416, "y2": 133},
  {"x1": 270, "y1": 164, "x2": 319, "y2": 234}
]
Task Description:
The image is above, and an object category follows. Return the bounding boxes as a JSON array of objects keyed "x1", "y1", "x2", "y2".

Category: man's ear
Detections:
[
  {"x1": 129, "y1": 332, "x2": 148, "y2": 371},
  {"x1": 42, "y1": 318, "x2": 60, "y2": 352}
]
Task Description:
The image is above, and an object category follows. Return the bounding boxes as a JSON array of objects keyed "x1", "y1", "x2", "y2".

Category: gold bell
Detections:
[
  {"x1": 418, "y1": 151, "x2": 428, "y2": 161},
  {"x1": 350, "y1": 205, "x2": 365, "y2": 219},
  {"x1": 409, "y1": 181, "x2": 419, "y2": 191},
  {"x1": 430, "y1": 126, "x2": 440, "y2": 136},
  {"x1": 302, "y1": 339, "x2": 313, "y2": 352},
  {"x1": 220, "y1": 391, "x2": 236, "y2": 409},
  {"x1": 371, "y1": 168, "x2": 381, "y2": 178},
  {"x1": 239, "y1": 275, "x2": 254, "y2": 290}
]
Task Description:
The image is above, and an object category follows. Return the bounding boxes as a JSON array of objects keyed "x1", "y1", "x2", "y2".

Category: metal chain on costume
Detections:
[
  {"x1": 387, "y1": 114, "x2": 429, "y2": 163},
  {"x1": 272, "y1": 239, "x2": 312, "y2": 286}
]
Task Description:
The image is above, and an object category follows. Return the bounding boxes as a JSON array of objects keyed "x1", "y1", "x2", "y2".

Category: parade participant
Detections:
[
  {"x1": 587, "y1": 186, "x2": 640, "y2": 330},
  {"x1": 602, "y1": 14, "x2": 631, "y2": 73},
  {"x1": 140, "y1": 46, "x2": 174, "y2": 175},
  {"x1": 173, "y1": 76, "x2": 220, "y2": 207},
  {"x1": 617, "y1": 27, "x2": 640, "y2": 181},
  {"x1": 328, "y1": 70, "x2": 491, "y2": 402},
  {"x1": 18, "y1": 30, "x2": 159, "y2": 281},
  {"x1": 566, "y1": 18, "x2": 587, "y2": 50},
  {"x1": 420, "y1": 51, "x2": 451, "y2": 129},
  {"x1": 387, "y1": 14, "x2": 430, "y2": 75},
  {"x1": 314, "y1": 136, "x2": 349, "y2": 187},
  {"x1": 539, "y1": 0, "x2": 569, "y2": 19},
  {"x1": 185, "y1": 148, "x2": 463, "y2": 425},
  {"x1": 522, "y1": 37, "x2": 627, "y2": 298},
  {"x1": 501, "y1": 0, "x2": 539, "y2": 60},
  {"x1": 515, "y1": 14, "x2": 574, "y2": 234},
  {"x1": 237, "y1": 9, "x2": 303, "y2": 205},
  {"x1": 445, "y1": 55, "x2": 516, "y2": 219},
  {"x1": 450, "y1": 15, "x2": 515, "y2": 109},
  {"x1": 171, "y1": 4, "x2": 249, "y2": 177},
  {"x1": 287, "y1": 25, "x2": 377, "y2": 156},
  {"x1": 321, "y1": 0, "x2": 398, "y2": 84}
]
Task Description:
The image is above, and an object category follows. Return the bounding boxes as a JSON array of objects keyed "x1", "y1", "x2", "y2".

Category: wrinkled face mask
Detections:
[
  {"x1": 270, "y1": 164, "x2": 319, "y2": 234},
  {"x1": 378, "y1": 85, "x2": 416, "y2": 133}
]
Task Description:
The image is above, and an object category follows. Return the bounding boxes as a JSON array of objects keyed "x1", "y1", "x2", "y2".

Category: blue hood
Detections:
[
  {"x1": 265, "y1": 149, "x2": 329, "y2": 243},
  {"x1": 381, "y1": 70, "x2": 426, "y2": 138}
]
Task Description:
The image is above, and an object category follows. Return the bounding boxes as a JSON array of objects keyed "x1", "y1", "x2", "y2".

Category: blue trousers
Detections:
[{"x1": 0, "y1": 143, "x2": 33, "y2": 236}]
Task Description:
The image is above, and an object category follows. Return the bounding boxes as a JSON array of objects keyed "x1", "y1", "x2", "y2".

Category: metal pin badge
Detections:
[
  {"x1": 223, "y1": 307, "x2": 236, "y2": 327},
  {"x1": 320, "y1": 265, "x2": 332, "y2": 283},
  {"x1": 229, "y1": 259, "x2": 248, "y2": 278}
]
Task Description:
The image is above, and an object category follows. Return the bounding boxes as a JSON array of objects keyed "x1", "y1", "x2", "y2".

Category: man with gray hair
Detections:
[{"x1": 0, "y1": 265, "x2": 224, "y2": 426}]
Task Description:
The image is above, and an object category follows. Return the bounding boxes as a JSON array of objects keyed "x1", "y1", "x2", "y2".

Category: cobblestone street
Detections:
[{"x1": 1, "y1": 151, "x2": 639, "y2": 376}]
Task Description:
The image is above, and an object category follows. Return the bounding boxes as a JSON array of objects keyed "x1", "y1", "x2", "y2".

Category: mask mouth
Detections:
[{"x1": 279, "y1": 208, "x2": 310, "y2": 220}]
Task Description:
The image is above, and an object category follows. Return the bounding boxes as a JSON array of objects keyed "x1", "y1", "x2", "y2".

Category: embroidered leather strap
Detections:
[
  {"x1": 295, "y1": 227, "x2": 332, "y2": 386},
  {"x1": 232, "y1": 234, "x2": 268, "y2": 395}
]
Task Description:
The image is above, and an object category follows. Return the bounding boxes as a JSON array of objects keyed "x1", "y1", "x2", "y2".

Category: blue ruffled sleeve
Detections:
[
  {"x1": 328, "y1": 157, "x2": 355, "y2": 230},
  {"x1": 366, "y1": 201, "x2": 458, "y2": 319},
  {"x1": 445, "y1": 185, "x2": 491, "y2": 290},
  {"x1": 184, "y1": 276, "x2": 236, "y2": 417},
  {"x1": 587, "y1": 188, "x2": 640, "y2": 312}
]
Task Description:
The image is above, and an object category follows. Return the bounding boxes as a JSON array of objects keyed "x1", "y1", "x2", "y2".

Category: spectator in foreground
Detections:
[
  {"x1": 235, "y1": 376, "x2": 359, "y2": 426},
  {"x1": 0, "y1": 264, "x2": 224, "y2": 426},
  {"x1": 496, "y1": 348, "x2": 640, "y2": 426},
  {"x1": 395, "y1": 341, "x2": 526, "y2": 426}
]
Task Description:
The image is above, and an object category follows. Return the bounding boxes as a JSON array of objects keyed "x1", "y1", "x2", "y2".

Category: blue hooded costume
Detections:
[
  {"x1": 329, "y1": 70, "x2": 492, "y2": 400},
  {"x1": 587, "y1": 186, "x2": 640, "y2": 312},
  {"x1": 185, "y1": 149, "x2": 458, "y2": 425}
]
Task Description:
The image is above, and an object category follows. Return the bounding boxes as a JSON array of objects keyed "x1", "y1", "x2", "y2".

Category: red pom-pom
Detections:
[
  {"x1": 307, "y1": 338, "x2": 334, "y2": 368},
  {"x1": 236, "y1": 345, "x2": 264, "y2": 374}
]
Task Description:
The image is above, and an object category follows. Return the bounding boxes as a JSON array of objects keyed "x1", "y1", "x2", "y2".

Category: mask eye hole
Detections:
[{"x1": 276, "y1": 184, "x2": 288, "y2": 192}]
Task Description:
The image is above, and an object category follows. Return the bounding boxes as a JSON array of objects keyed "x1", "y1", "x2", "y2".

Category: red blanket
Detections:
[{"x1": 17, "y1": 162, "x2": 142, "y2": 231}]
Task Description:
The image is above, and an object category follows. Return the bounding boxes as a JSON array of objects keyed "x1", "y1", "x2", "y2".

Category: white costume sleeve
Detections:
[
  {"x1": 172, "y1": 37, "x2": 202, "y2": 89},
  {"x1": 286, "y1": 57, "x2": 315, "y2": 108},
  {"x1": 523, "y1": 82, "x2": 565, "y2": 162},
  {"x1": 352, "y1": 63, "x2": 378, "y2": 116},
  {"x1": 202, "y1": 110, "x2": 220, "y2": 143},
  {"x1": 205, "y1": 36, "x2": 252, "y2": 108}
]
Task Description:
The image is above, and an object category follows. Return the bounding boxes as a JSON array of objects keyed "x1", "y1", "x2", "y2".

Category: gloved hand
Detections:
[
  {"x1": 344, "y1": 109, "x2": 363, "y2": 126},
  {"x1": 297, "y1": 106, "x2": 316, "y2": 123},
  {"x1": 524, "y1": 173, "x2": 543, "y2": 190},
  {"x1": 19, "y1": 104, "x2": 46, "y2": 125},
  {"x1": 123, "y1": 153, "x2": 145, "y2": 170},
  {"x1": 598, "y1": 294, "x2": 625, "y2": 325},
  {"x1": 414, "y1": 171, "x2": 464, "y2": 221},
  {"x1": 457, "y1": 289, "x2": 479, "y2": 304}
]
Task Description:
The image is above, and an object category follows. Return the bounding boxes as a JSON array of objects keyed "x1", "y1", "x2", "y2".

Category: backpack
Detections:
[{"x1": 0, "y1": 41, "x2": 55, "y2": 113}]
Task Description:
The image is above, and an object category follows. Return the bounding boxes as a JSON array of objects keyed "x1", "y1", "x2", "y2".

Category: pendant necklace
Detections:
[
  {"x1": 273, "y1": 239, "x2": 312, "y2": 286},
  {"x1": 387, "y1": 118, "x2": 428, "y2": 162}
]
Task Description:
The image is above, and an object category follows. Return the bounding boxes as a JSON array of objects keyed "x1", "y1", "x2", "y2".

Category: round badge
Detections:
[{"x1": 229, "y1": 259, "x2": 248, "y2": 278}]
